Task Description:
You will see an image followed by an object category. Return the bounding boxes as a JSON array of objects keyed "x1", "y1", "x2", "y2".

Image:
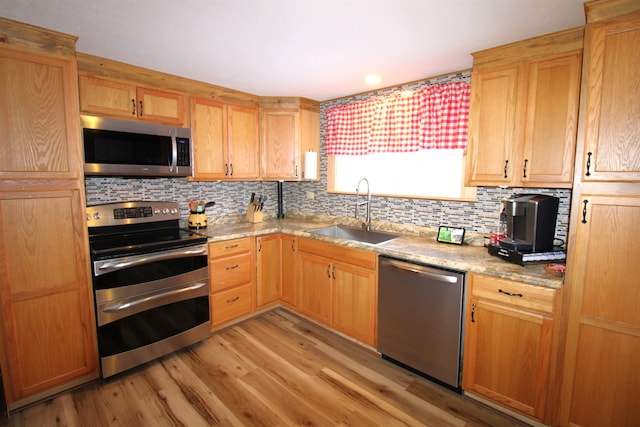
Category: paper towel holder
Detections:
[{"x1": 303, "y1": 149, "x2": 318, "y2": 180}]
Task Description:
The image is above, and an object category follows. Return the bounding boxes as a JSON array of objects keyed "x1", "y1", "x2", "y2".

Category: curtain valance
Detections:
[{"x1": 325, "y1": 81, "x2": 470, "y2": 155}]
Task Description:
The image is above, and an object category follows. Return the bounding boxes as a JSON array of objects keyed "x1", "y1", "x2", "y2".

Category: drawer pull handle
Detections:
[
  {"x1": 226, "y1": 264, "x2": 239, "y2": 270},
  {"x1": 225, "y1": 244, "x2": 239, "y2": 249},
  {"x1": 522, "y1": 159, "x2": 528, "y2": 178},
  {"x1": 503, "y1": 159, "x2": 509, "y2": 178},
  {"x1": 131, "y1": 99, "x2": 136, "y2": 115},
  {"x1": 471, "y1": 303, "x2": 476, "y2": 323},
  {"x1": 585, "y1": 152, "x2": 592, "y2": 176},
  {"x1": 499, "y1": 289, "x2": 523, "y2": 298},
  {"x1": 226, "y1": 296, "x2": 239, "y2": 303},
  {"x1": 327, "y1": 265, "x2": 331, "y2": 278}
]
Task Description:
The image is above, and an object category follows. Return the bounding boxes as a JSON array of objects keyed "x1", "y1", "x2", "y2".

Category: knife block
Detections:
[{"x1": 246, "y1": 205, "x2": 263, "y2": 223}]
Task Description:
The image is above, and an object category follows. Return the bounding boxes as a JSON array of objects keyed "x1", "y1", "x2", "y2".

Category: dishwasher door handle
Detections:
[{"x1": 381, "y1": 258, "x2": 460, "y2": 284}]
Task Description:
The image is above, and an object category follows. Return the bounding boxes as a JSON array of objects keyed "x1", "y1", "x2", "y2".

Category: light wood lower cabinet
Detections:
[
  {"x1": 208, "y1": 238, "x2": 255, "y2": 327},
  {"x1": 559, "y1": 195, "x2": 640, "y2": 426},
  {"x1": 256, "y1": 234, "x2": 281, "y2": 307},
  {"x1": 0, "y1": 190, "x2": 98, "y2": 407},
  {"x1": 279, "y1": 234, "x2": 298, "y2": 308},
  {"x1": 298, "y1": 238, "x2": 377, "y2": 346},
  {"x1": 256, "y1": 234, "x2": 298, "y2": 309},
  {"x1": 462, "y1": 273, "x2": 558, "y2": 423}
]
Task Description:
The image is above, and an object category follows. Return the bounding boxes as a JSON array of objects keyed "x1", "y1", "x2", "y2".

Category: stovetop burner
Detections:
[{"x1": 87, "y1": 201, "x2": 208, "y2": 259}]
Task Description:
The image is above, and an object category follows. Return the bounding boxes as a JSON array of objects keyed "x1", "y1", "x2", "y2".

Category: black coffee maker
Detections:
[{"x1": 499, "y1": 194, "x2": 559, "y2": 253}]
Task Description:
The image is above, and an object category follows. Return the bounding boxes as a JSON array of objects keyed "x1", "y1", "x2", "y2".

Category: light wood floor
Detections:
[{"x1": 2, "y1": 309, "x2": 525, "y2": 426}]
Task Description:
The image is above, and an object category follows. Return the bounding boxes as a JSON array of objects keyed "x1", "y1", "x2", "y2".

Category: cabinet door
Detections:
[
  {"x1": 136, "y1": 87, "x2": 185, "y2": 125},
  {"x1": 332, "y1": 261, "x2": 377, "y2": 346},
  {"x1": 191, "y1": 97, "x2": 228, "y2": 179},
  {"x1": 298, "y1": 252, "x2": 332, "y2": 325},
  {"x1": 521, "y1": 52, "x2": 581, "y2": 187},
  {"x1": 78, "y1": 75, "x2": 137, "y2": 120},
  {"x1": 0, "y1": 190, "x2": 97, "y2": 402},
  {"x1": 463, "y1": 298, "x2": 553, "y2": 420},
  {"x1": 465, "y1": 64, "x2": 522, "y2": 186},
  {"x1": 256, "y1": 235, "x2": 281, "y2": 307},
  {"x1": 261, "y1": 110, "x2": 299, "y2": 179},
  {"x1": 228, "y1": 105, "x2": 259, "y2": 179},
  {"x1": 0, "y1": 47, "x2": 83, "y2": 180},
  {"x1": 580, "y1": 13, "x2": 640, "y2": 182},
  {"x1": 560, "y1": 195, "x2": 640, "y2": 426},
  {"x1": 280, "y1": 234, "x2": 298, "y2": 307}
]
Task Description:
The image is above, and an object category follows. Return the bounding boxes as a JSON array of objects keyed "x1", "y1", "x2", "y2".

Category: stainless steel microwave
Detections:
[{"x1": 81, "y1": 115, "x2": 192, "y2": 177}]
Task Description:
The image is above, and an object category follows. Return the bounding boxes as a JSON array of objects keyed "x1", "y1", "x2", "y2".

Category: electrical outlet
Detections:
[{"x1": 306, "y1": 191, "x2": 315, "y2": 200}]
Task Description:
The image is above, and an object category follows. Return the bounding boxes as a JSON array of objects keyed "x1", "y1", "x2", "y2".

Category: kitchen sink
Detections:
[{"x1": 306, "y1": 225, "x2": 399, "y2": 245}]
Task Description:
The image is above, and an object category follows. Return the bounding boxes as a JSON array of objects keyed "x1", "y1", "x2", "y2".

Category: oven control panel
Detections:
[{"x1": 86, "y1": 201, "x2": 180, "y2": 227}]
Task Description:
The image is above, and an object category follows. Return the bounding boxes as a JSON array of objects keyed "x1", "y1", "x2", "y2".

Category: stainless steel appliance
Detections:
[
  {"x1": 87, "y1": 201, "x2": 210, "y2": 378},
  {"x1": 378, "y1": 257, "x2": 465, "y2": 390},
  {"x1": 488, "y1": 194, "x2": 565, "y2": 265},
  {"x1": 81, "y1": 115, "x2": 192, "y2": 177},
  {"x1": 499, "y1": 194, "x2": 559, "y2": 252}
]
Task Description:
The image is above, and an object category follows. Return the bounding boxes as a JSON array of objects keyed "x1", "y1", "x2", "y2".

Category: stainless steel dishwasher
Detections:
[{"x1": 378, "y1": 256, "x2": 465, "y2": 390}]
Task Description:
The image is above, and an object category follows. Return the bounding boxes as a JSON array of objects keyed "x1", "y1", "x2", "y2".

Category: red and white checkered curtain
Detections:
[{"x1": 325, "y1": 82, "x2": 470, "y2": 155}]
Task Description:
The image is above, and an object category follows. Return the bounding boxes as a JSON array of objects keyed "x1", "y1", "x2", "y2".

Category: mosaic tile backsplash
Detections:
[{"x1": 85, "y1": 71, "x2": 571, "y2": 246}]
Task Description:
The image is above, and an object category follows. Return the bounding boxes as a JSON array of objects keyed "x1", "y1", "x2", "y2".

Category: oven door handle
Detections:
[
  {"x1": 94, "y1": 245, "x2": 207, "y2": 276},
  {"x1": 102, "y1": 282, "x2": 208, "y2": 313}
]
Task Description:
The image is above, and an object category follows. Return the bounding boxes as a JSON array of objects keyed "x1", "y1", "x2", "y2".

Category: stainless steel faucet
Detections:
[{"x1": 355, "y1": 177, "x2": 371, "y2": 231}]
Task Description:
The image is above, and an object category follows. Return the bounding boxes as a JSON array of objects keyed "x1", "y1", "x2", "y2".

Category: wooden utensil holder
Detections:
[{"x1": 246, "y1": 205, "x2": 263, "y2": 223}]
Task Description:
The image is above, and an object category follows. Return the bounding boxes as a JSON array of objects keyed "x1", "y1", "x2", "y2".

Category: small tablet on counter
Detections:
[{"x1": 437, "y1": 226, "x2": 465, "y2": 245}]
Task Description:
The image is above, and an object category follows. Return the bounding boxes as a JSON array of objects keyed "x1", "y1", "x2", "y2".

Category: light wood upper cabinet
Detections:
[
  {"x1": 462, "y1": 274, "x2": 558, "y2": 423},
  {"x1": 579, "y1": 12, "x2": 640, "y2": 182},
  {"x1": 228, "y1": 104, "x2": 260, "y2": 179},
  {"x1": 260, "y1": 97, "x2": 320, "y2": 180},
  {"x1": 0, "y1": 46, "x2": 82, "y2": 180},
  {"x1": 79, "y1": 75, "x2": 185, "y2": 126},
  {"x1": 465, "y1": 28, "x2": 583, "y2": 188},
  {"x1": 191, "y1": 97, "x2": 259, "y2": 180}
]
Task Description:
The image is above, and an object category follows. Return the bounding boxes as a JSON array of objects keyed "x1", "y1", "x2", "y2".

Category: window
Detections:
[
  {"x1": 325, "y1": 80, "x2": 476, "y2": 200},
  {"x1": 328, "y1": 149, "x2": 476, "y2": 200}
]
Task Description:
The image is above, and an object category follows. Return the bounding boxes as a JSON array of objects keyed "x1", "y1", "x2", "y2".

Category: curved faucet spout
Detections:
[{"x1": 355, "y1": 177, "x2": 372, "y2": 231}]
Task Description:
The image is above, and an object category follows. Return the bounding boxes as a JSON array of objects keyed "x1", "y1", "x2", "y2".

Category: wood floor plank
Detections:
[{"x1": 1, "y1": 308, "x2": 526, "y2": 427}]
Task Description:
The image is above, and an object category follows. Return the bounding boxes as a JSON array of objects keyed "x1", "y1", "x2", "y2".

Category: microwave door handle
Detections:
[{"x1": 170, "y1": 134, "x2": 177, "y2": 172}]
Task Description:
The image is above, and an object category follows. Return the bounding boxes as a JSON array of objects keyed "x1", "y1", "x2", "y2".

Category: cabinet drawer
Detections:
[
  {"x1": 470, "y1": 274, "x2": 556, "y2": 314},
  {"x1": 211, "y1": 284, "x2": 253, "y2": 326},
  {"x1": 209, "y1": 237, "x2": 253, "y2": 258},
  {"x1": 210, "y1": 252, "x2": 252, "y2": 292}
]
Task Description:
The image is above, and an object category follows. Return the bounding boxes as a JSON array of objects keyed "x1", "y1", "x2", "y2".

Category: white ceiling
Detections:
[{"x1": 1, "y1": 0, "x2": 586, "y2": 101}]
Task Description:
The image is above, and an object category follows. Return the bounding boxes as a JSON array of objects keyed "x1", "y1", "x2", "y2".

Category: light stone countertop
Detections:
[{"x1": 197, "y1": 214, "x2": 564, "y2": 290}]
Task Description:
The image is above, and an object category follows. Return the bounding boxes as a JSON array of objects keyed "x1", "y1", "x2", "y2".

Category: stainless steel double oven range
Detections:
[{"x1": 86, "y1": 201, "x2": 210, "y2": 378}]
